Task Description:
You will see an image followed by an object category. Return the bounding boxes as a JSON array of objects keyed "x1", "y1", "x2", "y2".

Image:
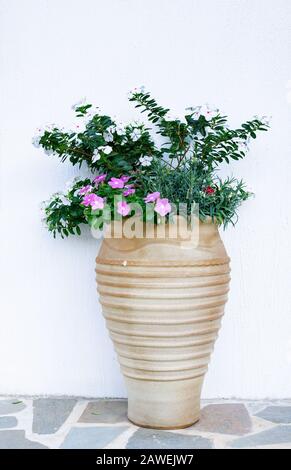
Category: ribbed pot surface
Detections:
[{"x1": 96, "y1": 220, "x2": 230, "y2": 429}]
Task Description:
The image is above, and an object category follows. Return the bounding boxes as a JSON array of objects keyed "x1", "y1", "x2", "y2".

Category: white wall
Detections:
[{"x1": 1, "y1": 0, "x2": 291, "y2": 398}]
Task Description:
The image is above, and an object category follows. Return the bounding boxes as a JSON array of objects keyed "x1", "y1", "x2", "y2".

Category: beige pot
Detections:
[{"x1": 95, "y1": 219, "x2": 230, "y2": 429}]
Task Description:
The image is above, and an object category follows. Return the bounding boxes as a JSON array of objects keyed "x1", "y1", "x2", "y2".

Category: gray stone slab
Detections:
[
  {"x1": 0, "y1": 430, "x2": 47, "y2": 449},
  {"x1": 256, "y1": 406, "x2": 291, "y2": 424},
  {"x1": 193, "y1": 404, "x2": 252, "y2": 435},
  {"x1": 0, "y1": 400, "x2": 25, "y2": 415},
  {"x1": 246, "y1": 401, "x2": 271, "y2": 415},
  {"x1": 33, "y1": 398, "x2": 77, "y2": 434},
  {"x1": 61, "y1": 426, "x2": 128, "y2": 449},
  {"x1": 79, "y1": 400, "x2": 127, "y2": 424},
  {"x1": 126, "y1": 428, "x2": 213, "y2": 449},
  {"x1": 0, "y1": 416, "x2": 17, "y2": 429},
  {"x1": 230, "y1": 425, "x2": 291, "y2": 448}
]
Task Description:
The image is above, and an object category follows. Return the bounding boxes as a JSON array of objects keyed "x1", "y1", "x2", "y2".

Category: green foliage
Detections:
[
  {"x1": 38, "y1": 107, "x2": 158, "y2": 175},
  {"x1": 36, "y1": 89, "x2": 270, "y2": 237},
  {"x1": 42, "y1": 179, "x2": 90, "y2": 238}
]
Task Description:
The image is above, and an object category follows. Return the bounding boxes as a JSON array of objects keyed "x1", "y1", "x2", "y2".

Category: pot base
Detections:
[
  {"x1": 125, "y1": 376, "x2": 203, "y2": 430},
  {"x1": 128, "y1": 416, "x2": 200, "y2": 430}
]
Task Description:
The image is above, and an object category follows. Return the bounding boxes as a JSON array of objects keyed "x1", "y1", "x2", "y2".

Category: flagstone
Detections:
[
  {"x1": 193, "y1": 404, "x2": 252, "y2": 435},
  {"x1": 0, "y1": 416, "x2": 17, "y2": 429},
  {"x1": 256, "y1": 406, "x2": 291, "y2": 424},
  {"x1": 0, "y1": 430, "x2": 47, "y2": 449},
  {"x1": 126, "y1": 428, "x2": 213, "y2": 449},
  {"x1": 0, "y1": 400, "x2": 25, "y2": 415},
  {"x1": 61, "y1": 426, "x2": 128, "y2": 449},
  {"x1": 79, "y1": 400, "x2": 127, "y2": 424},
  {"x1": 246, "y1": 401, "x2": 271, "y2": 415},
  {"x1": 32, "y1": 398, "x2": 77, "y2": 434},
  {"x1": 230, "y1": 425, "x2": 291, "y2": 448}
]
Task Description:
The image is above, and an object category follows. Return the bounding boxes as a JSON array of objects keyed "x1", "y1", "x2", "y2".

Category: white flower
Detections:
[
  {"x1": 200, "y1": 104, "x2": 219, "y2": 121},
  {"x1": 47, "y1": 192, "x2": 71, "y2": 207},
  {"x1": 103, "y1": 129, "x2": 114, "y2": 142},
  {"x1": 81, "y1": 107, "x2": 100, "y2": 125},
  {"x1": 92, "y1": 149, "x2": 101, "y2": 162},
  {"x1": 246, "y1": 185, "x2": 255, "y2": 194},
  {"x1": 185, "y1": 106, "x2": 201, "y2": 120},
  {"x1": 39, "y1": 200, "x2": 48, "y2": 219},
  {"x1": 115, "y1": 122, "x2": 125, "y2": 136},
  {"x1": 139, "y1": 155, "x2": 153, "y2": 167},
  {"x1": 127, "y1": 85, "x2": 146, "y2": 99},
  {"x1": 233, "y1": 138, "x2": 249, "y2": 153},
  {"x1": 65, "y1": 176, "x2": 82, "y2": 191},
  {"x1": 92, "y1": 145, "x2": 112, "y2": 162},
  {"x1": 59, "y1": 194, "x2": 71, "y2": 206},
  {"x1": 163, "y1": 111, "x2": 186, "y2": 123},
  {"x1": 163, "y1": 111, "x2": 175, "y2": 121},
  {"x1": 164, "y1": 111, "x2": 179, "y2": 121},
  {"x1": 72, "y1": 97, "x2": 87, "y2": 111},
  {"x1": 100, "y1": 145, "x2": 112, "y2": 155},
  {"x1": 46, "y1": 123, "x2": 56, "y2": 131},
  {"x1": 50, "y1": 192, "x2": 62, "y2": 200},
  {"x1": 193, "y1": 112, "x2": 201, "y2": 120},
  {"x1": 185, "y1": 106, "x2": 196, "y2": 113},
  {"x1": 130, "y1": 128, "x2": 142, "y2": 141},
  {"x1": 116, "y1": 127, "x2": 124, "y2": 136},
  {"x1": 44, "y1": 148, "x2": 55, "y2": 156},
  {"x1": 254, "y1": 115, "x2": 271, "y2": 126},
  {"x1": 32, "y1": 135, "x2": 41, "y2": 148},
  {"x1": 190, "y1": 104, "x2": 219, "y2": 121},
  {"x1": 86, "y1": 106, "x2": 99, "y2": 118}
]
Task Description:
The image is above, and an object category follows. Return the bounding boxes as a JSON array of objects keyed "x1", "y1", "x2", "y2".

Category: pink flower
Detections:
[
  {"x1": 117, "y1": 200, "x2": 131, "y2": 216},
  {"x1": 91, "y1": 195, "x2": 105, "y2": 210},
  {"x1": 108, "y1": 177, "x2": 125, "y2": 189},
  {"x1": 144, "y1": 191, "x2": 160, "y2": 203},
  {"x1": 154, "y1": 198, "x2": 171, "y2": 217},
  {"x1": 81, "y1": 193, "x2": 104, "y2": 210},
  {"x1": 78, "y1": 185, "x2": 93, "y2": 195},
  {"x1": 123, "y1": 188, "x2": 135, "y2": 196},
  {"x1": 120, "y1": 175, "x2": 131, "y2": 183},
  {"x1": 81, "y1": 193, "x2": 97, "y2": 206},
  {"x1": 93, "y1": 174, "x2": 107, "y2": 185}
]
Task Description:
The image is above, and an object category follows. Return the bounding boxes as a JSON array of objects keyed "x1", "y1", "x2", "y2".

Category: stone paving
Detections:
[{"x1": 1, "y1": 397, "x2": 291, "y2": 449}]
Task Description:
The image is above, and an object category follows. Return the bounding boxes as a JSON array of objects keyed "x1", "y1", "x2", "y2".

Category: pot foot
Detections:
[{"x1": 128, "y1": 415, "x2": 200, "y2": 430}]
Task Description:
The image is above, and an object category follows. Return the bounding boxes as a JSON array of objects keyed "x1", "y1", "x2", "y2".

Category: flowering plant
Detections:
[{"x1": 35, "y1": 87, "x2": 269, "y2": 238}]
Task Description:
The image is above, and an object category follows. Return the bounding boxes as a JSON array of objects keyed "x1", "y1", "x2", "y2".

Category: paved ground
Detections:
[{"x1": 1, "y1": 397, "x2": 291, "y2": 449}]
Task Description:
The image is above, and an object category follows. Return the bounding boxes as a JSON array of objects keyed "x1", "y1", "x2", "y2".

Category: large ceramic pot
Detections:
[{"x1": 95, "y1": 219, "x2": 230, "y2": 429}]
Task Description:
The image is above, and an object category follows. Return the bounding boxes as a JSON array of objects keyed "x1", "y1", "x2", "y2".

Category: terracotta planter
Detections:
[{"x1": 95, "y1": 219, "x2": 230, "y2": 429}]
